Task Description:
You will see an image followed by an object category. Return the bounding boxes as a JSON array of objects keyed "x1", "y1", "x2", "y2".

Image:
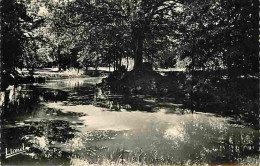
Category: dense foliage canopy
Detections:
[{"x1": 1, "y1": 0, "x2": 258, "y2": 89}]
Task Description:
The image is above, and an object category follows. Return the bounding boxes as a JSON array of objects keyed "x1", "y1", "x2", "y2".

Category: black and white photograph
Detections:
[{"x1": 0, "y1": 0, "x2": 259, "y2": 165}]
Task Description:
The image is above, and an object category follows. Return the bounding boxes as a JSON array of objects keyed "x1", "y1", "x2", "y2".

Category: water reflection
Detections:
[
  {"x1": 45, "y1": 102, "x2": 260, "y2": 164},
  {"x1": 1, "y1": 77, "x2": 259, "y2": 165}
]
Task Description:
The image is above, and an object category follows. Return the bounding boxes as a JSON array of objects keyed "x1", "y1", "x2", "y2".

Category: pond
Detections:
[{"x1": 1, "y1": 76, "x2": 259, "y2": 165}]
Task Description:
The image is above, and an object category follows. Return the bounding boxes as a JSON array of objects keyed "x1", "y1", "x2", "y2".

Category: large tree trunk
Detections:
[
  {"x1": 133, "y1": 35, "x2": 144, "y2": 70},
  {"x1": 131, "y1": 20, "x2": 146, "y2": 71},
  {"x1": 57, "y1": 46, "x2": 61, "y2": 71}
]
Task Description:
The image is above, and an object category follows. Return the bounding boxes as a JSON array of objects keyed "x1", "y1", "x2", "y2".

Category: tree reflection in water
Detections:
[{"x1": 1, "y1": 78, "x2": 259, "y2": 165}]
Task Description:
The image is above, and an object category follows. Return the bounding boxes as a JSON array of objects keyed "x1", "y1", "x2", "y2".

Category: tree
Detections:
[
  {"x1": 178, "y1": 0, "x2": 258, "y2": 76},
  {"x1": 1, "y1": 0, "x2": 26, "y2": 70},
  {"x1": 1, "y1": 0, "x2": 52, "y2": 89},
  {"x1": 47, "y1": 0, "x2": 183, "y2": 71},
  {"x1": 1, "y1": 0, "x2": 30, "y2": 89}
]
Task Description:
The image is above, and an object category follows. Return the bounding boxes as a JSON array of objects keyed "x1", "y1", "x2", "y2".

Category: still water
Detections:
[{"x1": 1, "y1": 77, "x2": 259, "y2": 165}]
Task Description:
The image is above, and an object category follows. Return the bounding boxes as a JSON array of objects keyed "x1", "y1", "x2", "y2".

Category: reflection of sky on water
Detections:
[
  {"x1": 44, "y1": 77, "x2": 104, "y2": 89},
  {"x1": 46, "y1": 102, "x2": 259, "y2": 163},
  {"x1": 1, "y1": 77, "x2": 259, "y2": 165}
]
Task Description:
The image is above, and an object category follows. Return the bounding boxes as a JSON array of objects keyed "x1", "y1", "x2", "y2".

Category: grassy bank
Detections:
[
  {"x1": 18, "y1": 68, "x2": 86, "y2": 79},
  {"x1": 70, "y1": 157, "x2": 260, "y2": 166},
  {"x1": 1, "y1": 68, "x2": 90, "y2": 90}
]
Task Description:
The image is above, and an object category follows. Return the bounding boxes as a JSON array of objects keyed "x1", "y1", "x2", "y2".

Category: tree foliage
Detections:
[
  {"x1": 46, "y1": 0, "x2": 182, "y2": 70},
  {"x1": 178, "y1": 0, "x2": 258, "y2": 75},
  {"x1": 1, "y1": 0, "x2": 258, "y2": 89}
]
